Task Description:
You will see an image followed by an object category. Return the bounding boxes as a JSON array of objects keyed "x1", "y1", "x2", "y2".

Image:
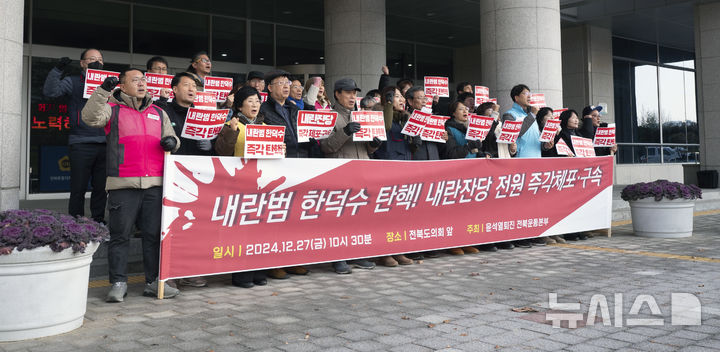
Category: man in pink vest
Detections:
[{"x1": 82, "y1": 68, "x2": 180, "y2": 302}]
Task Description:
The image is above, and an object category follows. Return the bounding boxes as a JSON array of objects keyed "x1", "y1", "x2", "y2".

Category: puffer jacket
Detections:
[
  {"x1": 214, "y1": 112, "x2": 266, "y2": 157},
  {"x1": 82, "y1": 86, "x2": 180, "y2": 190}
]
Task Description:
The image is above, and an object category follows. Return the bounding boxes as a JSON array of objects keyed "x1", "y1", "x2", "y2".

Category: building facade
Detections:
[{"x1": 1, "y1": 0, "x2": 718, "y2": 209}]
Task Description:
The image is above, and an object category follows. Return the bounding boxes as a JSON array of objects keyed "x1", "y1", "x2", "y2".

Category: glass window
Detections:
[
  {"x1": 133, "y1": 6, "x2": 209, "y2": 58},
  {"x1": 634, "y1": 64, "x2": 660, "y2": 143},
  {"x1": 659, "y1": 67, "x2": 689, "y2": 144},
  {"x1": 29, "y1": 57, "x2": 129, "y2": 194},
  {"x1": 684, "y1": 71, "x2": 699, "y2": 144},
  {"x1": 387, "y1": 40, "x2": 415, "y2": 81},
  {"x1": 612, "y1": 37, "x2": 657, "y2": 63},
  {"x1": 416, "y1": 44, "x2": 453, "y2": 82},
  {"x1": 248, "y1": 0, "x2": 323, "y2": 29},
  {"x1": 32, "y1": 0, "x2": 130, "y2": 52},
  {"x1": 614, "y1": 60, "x2": 633, "y2": 144},
  {"x1": 276, "y1": 25, "x2": 323, "y2": 66},
  {"x1": 24, "y1": 0, "x2": 30, "y2": 43},
  {"x1": 128, "y1": 0, "x2": 248, "y2": 17},
  {"x1": 251, "y1": 22, "x2": 274, "y2": 65},
  {"x1": 660, "y1": 46, "x2": 695, "y2": 69},
  {"x1": 212, "y1": 17, "x2": 246, "y2": 63}
]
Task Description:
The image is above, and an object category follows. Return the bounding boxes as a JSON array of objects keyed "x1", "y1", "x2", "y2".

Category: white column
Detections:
[
  {"x1": 695, "y1": 2, "x2": 720, "y2": 173},
  {"x1": 324, "y1": 0, "x2": 386, "y2": 99},
  {"x1": 0, "y1": 0, "x2": 23, "y2": 210},
  {"x1": 481, "y1": 0, "x2": 563, "y2": 110}
]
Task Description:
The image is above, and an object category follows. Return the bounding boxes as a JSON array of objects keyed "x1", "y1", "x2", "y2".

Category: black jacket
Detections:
[
  {"x1": 261, "y1": 98, "x2": 321, "y2": 158},
  {"x1": 163, "y1": 101, "x2": 212, "y2": 156}
]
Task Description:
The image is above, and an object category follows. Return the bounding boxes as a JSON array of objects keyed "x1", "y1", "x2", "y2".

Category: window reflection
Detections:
[{"x1": 634, "y1": 65, "x2": 660, "y2": 143}]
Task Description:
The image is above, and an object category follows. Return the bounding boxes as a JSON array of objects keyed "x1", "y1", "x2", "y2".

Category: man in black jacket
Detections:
[
  {"x1": 43, "y1": 48, "x2": 107, "y2": 223},
  {"x1": 261, "y1": 70, "x2": 312, "y2": 158},
  {"x1": 163, "y1": 72, "x2": 212, "y2": 157}
]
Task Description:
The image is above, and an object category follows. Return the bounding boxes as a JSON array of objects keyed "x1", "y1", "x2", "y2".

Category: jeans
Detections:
[
  {"x1": 68, "y1": 143, "x2": 107, "y2": 222},
  {"x1": 107, "y1": 187, "x2": 162, "y2": 284}
]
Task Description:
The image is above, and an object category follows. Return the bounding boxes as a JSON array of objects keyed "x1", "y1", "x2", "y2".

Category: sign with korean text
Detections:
[
  {"x1": 146, "y1": 73, "x2": 174, "y2": 101},
  {"x1": 552, "y1": 108, "x2": 568, "y2": 119},
  {"x1": 297, "y1": 110, "x2": 338, "y2": 142},
  {"x1": 180, "y1": 108, "x2": 229, "y2": 140},
  {"x1": 194, "y1": 91, "x2": 217, "y2": 110},
  {"x1": 83, "y1": 69, "x2": 120, "y2": 99},
  {"x1": 204, "y1": 76, "x2": 233, "y2": 103},
  {"x1": 401, "y1": 110, "x2": 430, "y2": 137},
  {"x1": 497, "y1": 120, "x2": 523, "y2": 144},
  {"x1": 259, "y1": 92, "x2": 268, "y2": 103},
  {"x1": 474, "y1": 86, "x2": 489, "y2": 106},
  {"x1": 424, "y1": 95, "x2": 433, "y2": 111},
  {"x1": 244, "y1": 125, "x2": 286, "y2": 159},
  {"x1": 351, "y1": 111, "x2": 387, "y2": 142},
  {"x1": 465, "y1": 114, "x2": 495, "y2": 141},
  {"x1": 593, "y1": 124, "x2": 616, "y2": 147},
  {"x1": 556, "y1": 138, "x2": 574, "y2": 156},
  {"x1": 355, "y1": 97, "x2": 363, "y2": 111},
  {"x1": 529, "y1": 93, "x2": 546, "y2": 108},
  {"x1": 539, "y1": 118, "x2": 561, "y2": 143},
  {"x1": 571, "y1": 136, "x2": 596, "y2": 157},
  {"x1": 420, "y1": 115, "x2": 449, "y2": 143},
  {"x1": 159, "y1": 156, "x2": 614, "y2": 281},
  {"x1": 424, "y1": 76, "x2": 450, "y2": 98}
]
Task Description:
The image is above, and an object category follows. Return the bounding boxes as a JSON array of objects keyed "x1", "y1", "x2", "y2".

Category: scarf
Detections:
[{"x1": 288, "y1": 97, "x2": 304, "y2": 110}]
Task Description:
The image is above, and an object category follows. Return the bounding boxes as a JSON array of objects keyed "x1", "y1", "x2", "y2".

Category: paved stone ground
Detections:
[{"x1": 3, "y1": 214, "x2": 720, "y2": 352}]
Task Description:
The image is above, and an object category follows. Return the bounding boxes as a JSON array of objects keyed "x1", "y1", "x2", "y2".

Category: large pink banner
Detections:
[{"x1": 160, "y1": 157, "x2": 613, "y2": 280}]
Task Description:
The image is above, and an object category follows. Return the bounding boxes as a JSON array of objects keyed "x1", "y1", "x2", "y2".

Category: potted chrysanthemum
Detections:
[
  {"x1": 0, "y1": 209, "x2": 109, "y2": 342},
  {"x1": 621, "y1": 180, "x2": 702, "y2": 238}
]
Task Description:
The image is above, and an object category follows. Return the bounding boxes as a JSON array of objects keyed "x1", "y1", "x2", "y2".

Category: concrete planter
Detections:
[
  {"x1": 0, "y1": 242, "x2": 99, "y2": 342},
  {"x1": 629, "y1": 198, "x2": 695, "y2": 238}
]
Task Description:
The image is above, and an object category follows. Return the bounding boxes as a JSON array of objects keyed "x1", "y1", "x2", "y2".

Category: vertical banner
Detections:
[
  {"x1": 424, "y1": 77, "x2": 450, "y2": 98},
  {"x1": 204, "y1": 76, "x2": 233, "y2": 103},
  {"x1": 180, "y1": 108, "x2": 230, "y2": 140},
  {"x1": 296, "y1": 110, "x2": 338, "y2": 142},
  {"x1": 529, "y1": 93, "x2": 546, "y2": 108},
  {"x1": 571, "y1": 136, "x2": 596, "y2": 157},
  {"x1": 593, "y1": 124, "x2": 616, "y2": 147},
  {"x1": 159, "y1": 156, "x2": 614, "y2": 280},
  {"x1": 146, "y1": 73, "x2": 174, "y2": 101},
  {"x1": 194, "y1": 92, "x2": 218, "y2": 110},
  {"x1": 556, "y1": 139, "x2": 574, "y2": 156},
  {"x1": 539, "y1": 119, "x2": 561, "y2": 143},
  {"x1": 474, "y1": 86, "x2": 489, "y2": 106},
  {"x1": 351, "y1": 111, "x2": 387, "y2": 142},
  {"x1": 465, "y1": 114, "x2": 495, "y2": 141},
  {"x1": 420, "y1": 115, "x2": 449, "y2": 143},
  {"x1": 401, "y1": 110, "x2": 430, "y2": 137},
  {"x1": 244, "y1": 125, "x2": 286, "y2": 159},
  {"x1": 83, "y1": 69, "x2": 120, "y2": 98},
  {"x1": 497, "y1": 121, "x2": 523, "y2": 144}
]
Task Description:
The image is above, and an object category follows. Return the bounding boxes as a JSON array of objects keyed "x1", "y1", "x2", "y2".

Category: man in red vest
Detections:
[{"x1": 82, "y1": 68, "x2": 180, "y2": 302}]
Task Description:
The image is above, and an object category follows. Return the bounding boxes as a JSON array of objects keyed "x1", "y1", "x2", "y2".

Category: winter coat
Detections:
[
  {"x1": 261, "y1": 98, "x2": 315, "y2": 158},
  {"x1": 214, "y1": 112, "x2": 266, "y2": 157},
  {"x1": 163, "y1": 101, "x2": 212, "y2": 156},
  {"x1": 444, "y1": 118, "x2": 477, "y2": 159},
  {"x1": 320, "y1": 103, "x2": 378, "y2": 159},
  {"x1": 502, "y1": 103, "x2": 541, "y2": 158}
]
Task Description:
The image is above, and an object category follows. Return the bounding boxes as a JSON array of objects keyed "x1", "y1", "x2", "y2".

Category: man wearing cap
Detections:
[
  {"x1": 246, "y1": 71, "x2": 265, "y2": 92},
  {"x1": 320, "y1": 78, "x2": 381, "y2": 274},
  {"x1": 580, "y1": 105, "x2": 617, "y2": 156}
]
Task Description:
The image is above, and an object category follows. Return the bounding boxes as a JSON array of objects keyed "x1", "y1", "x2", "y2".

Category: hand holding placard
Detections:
[{"x1": 497, "y1": 120, "x2": 523, "y2": 144}]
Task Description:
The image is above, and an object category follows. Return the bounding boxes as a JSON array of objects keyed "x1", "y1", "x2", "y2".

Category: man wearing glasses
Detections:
[
  {"x1": 43, "y1": 48, "x2": 108, "y2": 224},
  {"x1": 186, "y1": 51, "x2": 212, "y2": 90},
  {"x1": 82, "y1": 68, "x2": 181, "y2": 302},
  {"x1": 261, "y1": 70, "x2": 312, "y2": 158}
]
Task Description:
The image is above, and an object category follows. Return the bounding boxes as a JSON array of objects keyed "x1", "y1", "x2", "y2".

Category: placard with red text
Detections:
[
  {"x1": 146, "y1": 73, "x2": 174, "y2": 101},
  {"x1": 474, "y1": 86, "x2": 489, "y2": 106},
  {"x1": 497, "y1": 120, "x2": 523, "y2": 144},
  {"x1": 424, "y1": 76, "x2": 449, "y2": 98},
  {"x1": 552, "y1": 108, "x2": 567, "y2": 119},
  {"x1": 401, "y1": 110, "x2": 430, "y2": 137},
  {"x1": 593, "y1": 124, "x2": 616, "y2": 147},
  {"x1": 466, "y1": 114, "x2": 495, "y2": 141},
  {"x1": 297, "y1": 110, "x2": 338, "y2": 142},
  {"x1": 420, "y1": 115, "x2": 449, "y2": 143},
  {"x1": 204, "y1": 76, "x2": 233, "y2": 103},
  {"x1": 571, "y1": 136, "x2": 596, "y2": 157},
  {"x1": 259, "y1": 92, "x2": 268, "y2": 103},
  {"x1": 556, "y1": 138, "x2": 574, "y2": 156},
  {"x1": 83, "y1": 69, "x2": 120, "y2": 99},
  {"x1": 181, "y1": 108, "x2": 230, "y2": 140},
  {"x1": 529, "y1": 93, "x2": 546, "y2": 108},
  {"x1": 194, "y1": 91, "x2": 217, "y2": 110},
  {"x1": 244, "y1": 125, "x2": 286, "y2": 159},
  {"x1": 539, "y1": 118, "x2": 561, "y2": 143},
  {"x1": 351, "y1": 111, "x2": 387, "y2": 142}
]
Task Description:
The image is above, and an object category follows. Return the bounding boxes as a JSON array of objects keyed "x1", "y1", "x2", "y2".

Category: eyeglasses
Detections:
[
  {"x1": 195, "y1": 58, "x2": 211, "y2": 64},
  {"x1": 291, "y1": 85, "x2": 303, "y2": 89},
  {"x1": 130, "y1": 77, "x2": 147, "y2": 84},
  {"x1": 272, "y1": 81, "x2": 291, "y2": 87}
]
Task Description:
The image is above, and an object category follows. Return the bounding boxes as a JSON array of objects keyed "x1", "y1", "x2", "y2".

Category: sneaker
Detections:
[
  {"x1": 143, "y1": 279, "x2": 180, "y2": 298},
  {"x1": 351, "y1": 259, "x2": 376, "y2": 269},
  {"x1": 285, "y1": 266, "x2": 309, "y2": 275},
  {"x1": 333, "y1": 261, "x2": 352, "y2": 274},
  {"x1": 106, "y1": 282, "x2": 127, "y2": 303},
  {"x1": 529, "y1": 238, "x2": 546, "y2": 246},
  {"x1": 497, "y1": 242, "x2": 514, "y2": 250},
  {"x1": 267, "y1": 268, "x2": 289, "y2": 279},
  {"x1": 393, "y1": 255, "x2": 414, "y2": 265},
  {"x1": 552, "y1": 235, "x2": 566, "y2": 244},
  {"x1": 378, "y1": 256, "x2": 398, "y2": 267},
  {"x1": 177, "y1": 277, "x2": 207, "y2": 287}
]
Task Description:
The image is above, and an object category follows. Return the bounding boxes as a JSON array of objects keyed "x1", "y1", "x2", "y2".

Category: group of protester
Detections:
[{"x1": 43, "y1": 48, "x2": 615, "y2": 303}]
